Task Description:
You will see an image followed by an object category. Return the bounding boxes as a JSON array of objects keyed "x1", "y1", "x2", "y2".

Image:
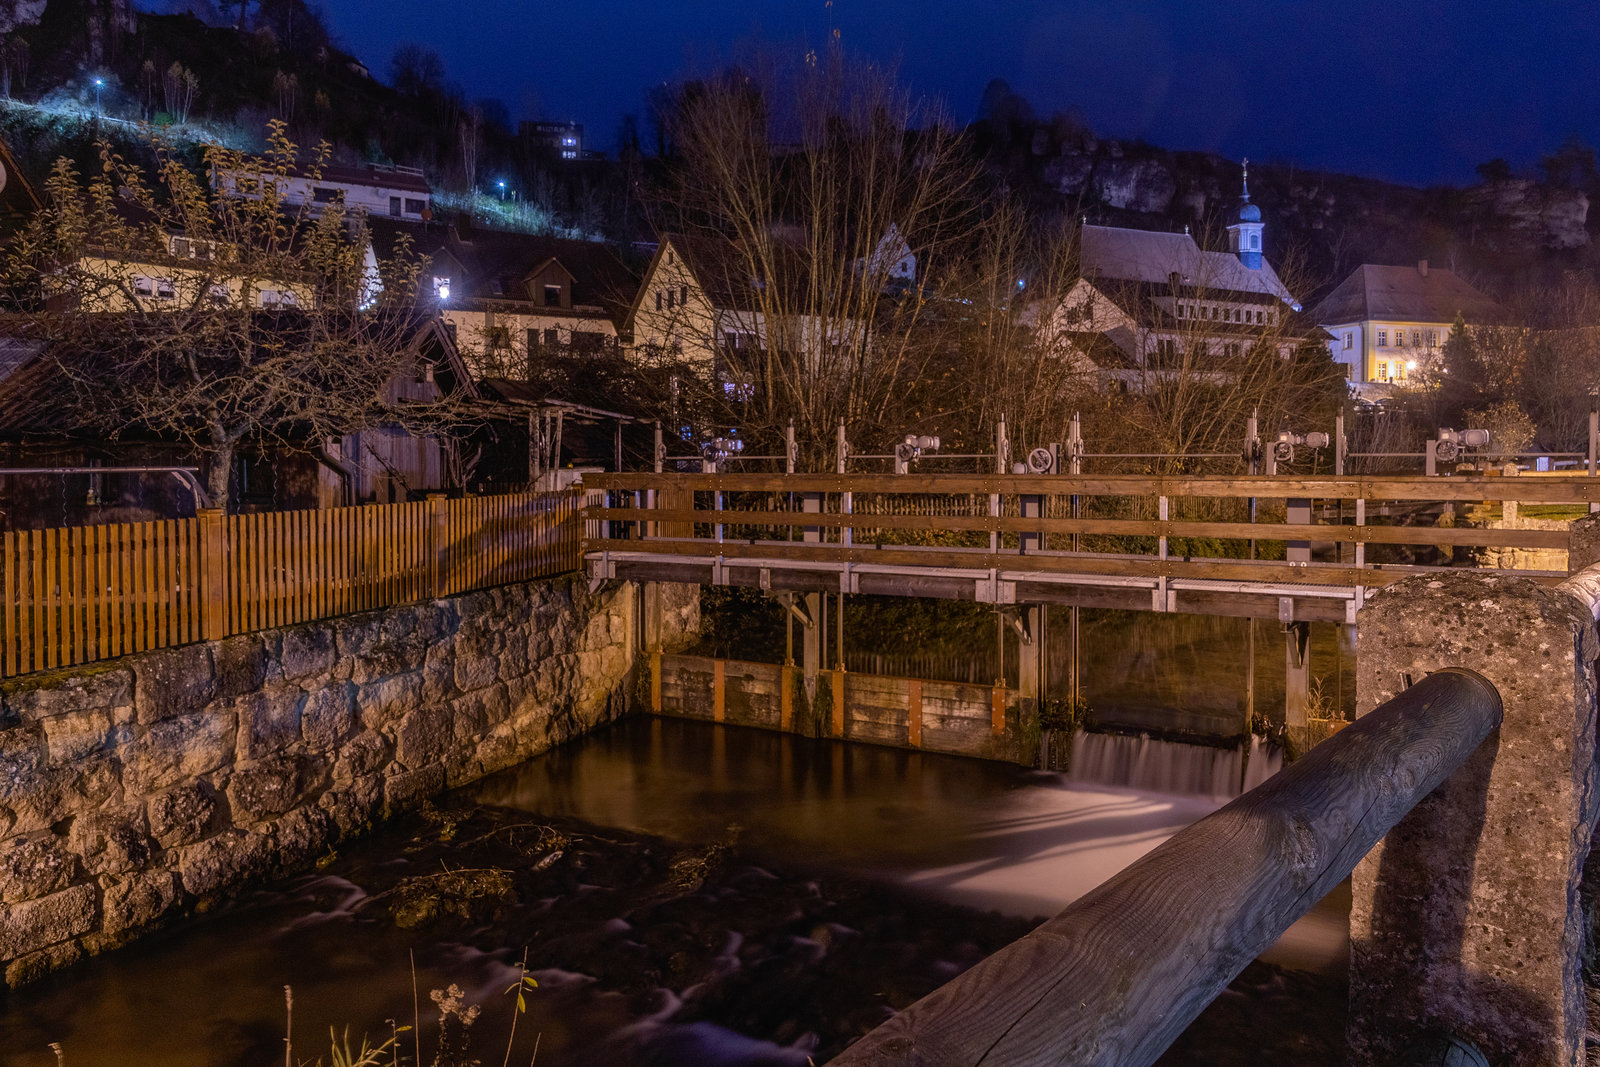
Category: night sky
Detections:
[{"x1": 313, "y1": 0, "x2": 1600, "y2": 187}]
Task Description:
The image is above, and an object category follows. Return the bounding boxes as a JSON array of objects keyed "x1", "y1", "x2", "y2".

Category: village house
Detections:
[
  {"x1": 372, "y1": 220, "x2": 639, "y2": 380},
  {"x1": 1313, "y1": 260, "x2": 1500, "y2": 386},
  {"x1": 625, "y1": 232, "x2": 877, "y2": 395},
  {"x1": 211, "y1": 159, "x2": 434, "y2": 221}
]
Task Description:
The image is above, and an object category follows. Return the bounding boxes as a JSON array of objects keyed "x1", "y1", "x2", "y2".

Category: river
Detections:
[{"x1": 0, "y1": 717, "x2": 1347, "y2": 1066}]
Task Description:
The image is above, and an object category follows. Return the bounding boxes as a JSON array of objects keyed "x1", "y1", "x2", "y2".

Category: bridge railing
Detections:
[{"x1": 582, "y1": 472, "x2": 1588, "y2": 590}]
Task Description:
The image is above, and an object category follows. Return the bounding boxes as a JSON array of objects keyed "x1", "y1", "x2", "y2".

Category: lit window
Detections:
[
  {"x1": 133, "y1": 275, "x2": 154, "y2": 298},
  {"x1": 1377, "y1": 331, "x2": 1387, "y2": 346},
  {"x1": 1378, "y1": 361, "x2": 1388, "y2": 380}
]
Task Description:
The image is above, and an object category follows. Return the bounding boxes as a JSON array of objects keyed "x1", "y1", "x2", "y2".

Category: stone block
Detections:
[
  {"x1": 132, "y1": 645, "x2": 216, "y2": 726},
  {"x1": 279, "y1": 625, "x2": 337, "y2": 682},
  {"x1": 226, "y1": 754, "x2": 320, "y2": 824},
  {"x1": 0, "y1": 835, "x2": 74, "y2": 903},
  {"x1": 271, "y1": 806, "x2": 334, "y2": 872},
  {"x1": 476, "y1": 722, "x2": 521, "y2": 776},
  {"x1": 395, "y1": 705, "x2": 452, "y2": 769},
  {"x1": 0, "y1": 883, "x2": 96, "y2": 960},
  {"x1": 1, "y1": 665, "x2": 134, "y2": 725},
  {"x1": 319, "y1": 777, "x2": 382, "y2": 840},
  {"x1": 213, "y1": 635, "x2": 268, "y2": 699},
  {"x1": 300, "y1": 684, "x2": 356, "y2": 751},
  {"x1": 232, "y1": 688, "x2": 305, "y2": 762},
  {"x1": 453, "y1": 649, "x2": 499, "y2": 693},
  {"x1": 5, "y1": 759, "x2": 122, "y2": 838},
  {"x1": 177, "y1": 829, "x2": 271, "y2": 898},
  {"x1": 4, "y1": 937, "x2": 83, "y2": 987},
  {"x1": 383, "y1": 763, "x2": 445, "y2": 817},
  {"x1": 1350, "y1": 572, "x2": 1600, "y2": 1067},
  {"x1": 332, "y1": 732, "x2": 390, "y2": 782},
  {"x1": 355, "y1": 672, "x2": 422, "y2": 732},
  {"x1": 147, "y1": 780, "x2": 221, "y2": 848},
  {"x1": 101, "y1": 870, "x2": 180, "y2": 936},
  {"x1": 125, "y1": 709, "x2": 234, "y2": 795},
  {"x1": 66, "y1": 811, "x2": 151, "y2": 879},
  {"x1": 421, "y1": 644, "x2": 456, "y2": 704},
  {"x1": 40, "y1": 707, "x2": 124, "y2": 763}
]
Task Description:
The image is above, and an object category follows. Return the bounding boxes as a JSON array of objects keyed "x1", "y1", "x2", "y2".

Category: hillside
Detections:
[{"x1": 2, "y1": 3, "x2": 1596, "y2": 303}]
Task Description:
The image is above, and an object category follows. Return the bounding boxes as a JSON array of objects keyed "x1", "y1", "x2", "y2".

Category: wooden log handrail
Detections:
[
  {"x1": 585, "y1": 470, "x2": 1600, "y2": 504},
  {"x1": 828, "y1": 668, "x2": 1503, "y2": 1067}
]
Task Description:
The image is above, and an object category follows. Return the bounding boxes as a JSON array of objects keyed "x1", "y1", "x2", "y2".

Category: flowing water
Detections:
[{"x1": 0, "y1": 717, "x2": 1347, "y2": 1066}]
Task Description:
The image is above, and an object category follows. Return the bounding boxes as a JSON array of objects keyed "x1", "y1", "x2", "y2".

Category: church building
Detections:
[{"x1": 1030, "y1": 165, "x2": 1323, "y2": 390}]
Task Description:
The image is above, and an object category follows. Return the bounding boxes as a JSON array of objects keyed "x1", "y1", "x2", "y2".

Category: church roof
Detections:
[
  {"x1": 1312, "y1": 263, "x2": 1500, "y2": 326},
  {"x1": 1079, "y1": 225, "x2": 1297, "y2": 307}
]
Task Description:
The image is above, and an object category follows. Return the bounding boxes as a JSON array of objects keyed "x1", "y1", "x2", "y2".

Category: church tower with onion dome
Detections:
[{"x1": 1227, "y1": 159, "x2": 1265, "y2": 271}]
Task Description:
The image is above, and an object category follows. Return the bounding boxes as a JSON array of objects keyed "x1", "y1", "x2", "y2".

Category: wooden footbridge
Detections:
[{"x1": 581, "y1": 473, "x2": 1600, "y2": 1066}]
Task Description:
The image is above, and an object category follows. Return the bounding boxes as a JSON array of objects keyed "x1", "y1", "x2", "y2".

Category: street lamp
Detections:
[
  {"x1": 93, "y1": 78, "x2": 104, "y2": 117},
  {"x1": 496, "y1": 180, "x2": 506, "y2": 201}
]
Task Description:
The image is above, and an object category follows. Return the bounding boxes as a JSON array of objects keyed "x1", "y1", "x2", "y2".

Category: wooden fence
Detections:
[{"x1": 0, "y1": 490, "x2": 581, "y2": 679}]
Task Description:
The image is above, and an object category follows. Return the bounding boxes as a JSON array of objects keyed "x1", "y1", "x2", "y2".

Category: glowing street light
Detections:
[
  {"x1": 496, "y1": 180, "x2": 506, "y2": 200},
  {"x1": 93, "y1": 77, "x2": 104, "y2": 117}
]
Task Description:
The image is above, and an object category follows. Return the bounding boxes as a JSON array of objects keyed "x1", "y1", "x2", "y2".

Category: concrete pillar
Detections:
[
  {"x1": 1349, "y1": 571, "x2": 1600, "y2": 1067},
  {"x1": 1567, "y1": 511, "x2": 1600, "y2": 574}
]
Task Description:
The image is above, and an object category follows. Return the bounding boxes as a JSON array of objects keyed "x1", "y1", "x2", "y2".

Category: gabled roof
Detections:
[
  {"x1": 1312, "y1": 263, "x2": 1500, "y2": 326},
  {"x1": 370, "y1": 220, "x2": 638, "y2": 318},
  {"x1": 1080, "y1": 224, "x2": 1298, "y2": 307}
]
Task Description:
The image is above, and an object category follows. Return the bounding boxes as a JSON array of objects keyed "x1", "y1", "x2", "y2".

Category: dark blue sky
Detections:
[{"x1": 315, "y1": 0, "x2": 1600, "y2": 187}]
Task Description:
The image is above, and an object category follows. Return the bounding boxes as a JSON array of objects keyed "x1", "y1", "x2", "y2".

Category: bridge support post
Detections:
[
  {"x1": 1017, "y1": 604, "x2": 1047, "y2": 716},
  {"x1": 1283, "y1": 619, "x2": 1310, "y2": 751},
  {"x1": 1349, "y1": 572, "x2": 1600, "y2": 1067},
  {"x1": 802, "y1": 592, "x2": 821, "y2": 704}
]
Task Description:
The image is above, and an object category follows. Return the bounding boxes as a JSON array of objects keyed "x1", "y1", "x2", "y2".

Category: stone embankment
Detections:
[{"x1": 0, "y1": 577, "x2": 697, "y2": 986}]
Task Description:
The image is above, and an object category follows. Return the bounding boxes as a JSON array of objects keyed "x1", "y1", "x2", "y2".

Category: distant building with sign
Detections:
[{"x1": 521, "y1": 121, "x2": 584, "y2": 161}]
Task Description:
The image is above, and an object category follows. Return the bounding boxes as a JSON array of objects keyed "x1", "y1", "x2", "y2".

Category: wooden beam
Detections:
[{"x1": 583, "y1": 471, "x2": 1600, "y2": 504}]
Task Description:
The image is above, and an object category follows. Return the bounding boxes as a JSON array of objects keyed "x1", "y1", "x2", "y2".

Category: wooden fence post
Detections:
[
  {"x1": 428, "y1": 493, "x2": 447, "y2": 598},
  {"x1": 197, "y1": 507, "x2": 227, "y2": 641}
]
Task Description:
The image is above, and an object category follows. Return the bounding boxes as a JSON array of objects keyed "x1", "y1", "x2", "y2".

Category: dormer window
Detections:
[{"x1": 544, "y1": 284, "x2": 562, "y2": 307}]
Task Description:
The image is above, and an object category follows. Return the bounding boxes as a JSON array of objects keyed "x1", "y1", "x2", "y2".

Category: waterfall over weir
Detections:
[{"x1": 1064, "y1": 730, "x2": 1284, "y2": 799}]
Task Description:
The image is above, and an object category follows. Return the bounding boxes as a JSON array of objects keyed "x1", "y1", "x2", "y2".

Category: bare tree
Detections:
[
  {"x1": 162, "y1": 61, "x2": 199, "y2": 124},
  {"x1": 0, "y1": 123, "x2": 466, "y2": 508},
  {"x1": 646, "y1": 46, "x2": 982, "y2": 465}
]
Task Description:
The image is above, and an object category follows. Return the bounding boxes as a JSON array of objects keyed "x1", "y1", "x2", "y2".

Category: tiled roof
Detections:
[
  {"x1": 1080, "y1": 224, "x2": 1298, "y2": 307},
  {"x1": 1312, "y1": 263, "x2": 1500, "y2": 326}
]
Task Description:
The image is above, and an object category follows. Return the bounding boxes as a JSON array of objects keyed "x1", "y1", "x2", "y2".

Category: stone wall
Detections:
[{"x1": 0, "y1": 577, "x2": 699, "y2": 987}]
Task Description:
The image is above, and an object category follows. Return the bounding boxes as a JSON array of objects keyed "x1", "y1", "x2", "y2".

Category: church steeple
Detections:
[{"x1": 1227, "y1": 158, "x2": 1265, "y2": 270}]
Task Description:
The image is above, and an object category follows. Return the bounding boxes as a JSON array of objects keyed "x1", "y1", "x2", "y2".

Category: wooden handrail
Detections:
[
  {"x1": 586, "y1": 506, "x2": 1570, "y2": 551},
  {"x1": 828, "y1": 668, "x2": 1503, "y2": 1067},
  {"x1": 584, "y1": 471, "x2": 1600, "y2": 504}
]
